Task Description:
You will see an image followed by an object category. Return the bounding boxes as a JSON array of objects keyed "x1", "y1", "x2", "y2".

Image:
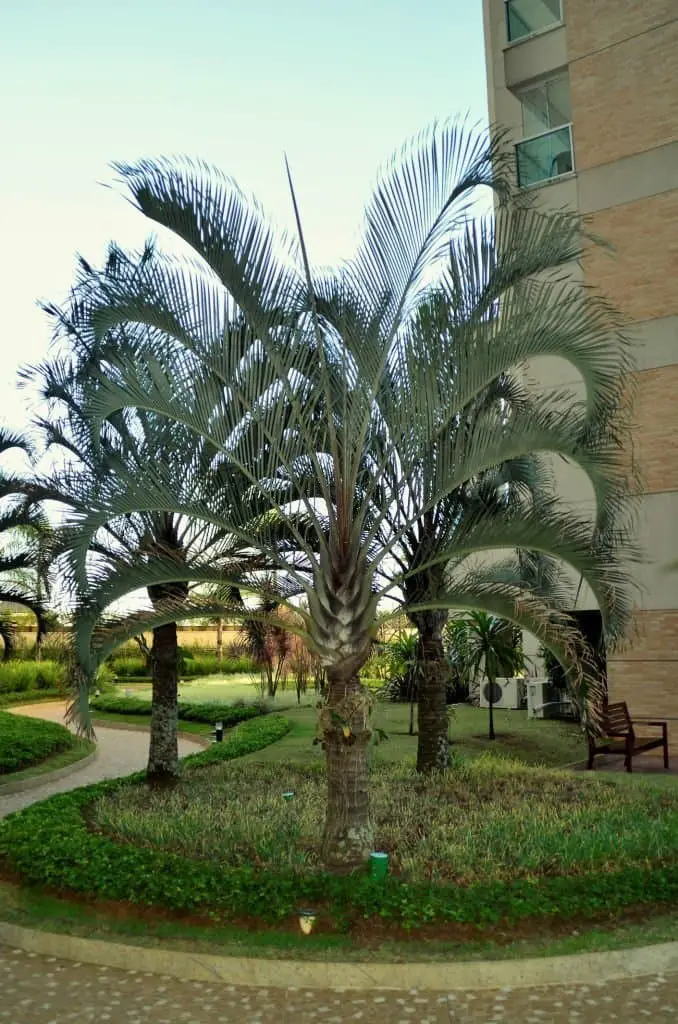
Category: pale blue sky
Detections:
[{"x1": 0, "y1": 0, "x2": 488, "y2": 444}]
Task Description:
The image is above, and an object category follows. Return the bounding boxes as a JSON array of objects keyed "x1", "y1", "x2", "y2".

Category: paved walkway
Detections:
[
  {"x1": 0, "y1": 945, "x2": 677, "y2": 1022},
  {"x1": 2, "y1": 702, "x2": 678, "y2": 1021},
  {"x1": 0, "y1": 703, "x2": 203, "y2": 817}
]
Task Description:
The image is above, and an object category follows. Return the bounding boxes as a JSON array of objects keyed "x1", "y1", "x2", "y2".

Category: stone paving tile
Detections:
[
  {"x1": 0, "y1": 703, "x2": 203, "y2": 817},
  {"x1": 1, "y1": 946, "x2": 678, "y2": 1023}
]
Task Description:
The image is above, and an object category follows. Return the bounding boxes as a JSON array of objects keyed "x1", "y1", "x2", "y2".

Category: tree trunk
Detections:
[
  {"x1": 216, "y1": 617, "x2": 223, "y2": 671},
  {"x1": 320, "y1": 670, "x2": 373, "y2": 872},
  {"x1": 488, "y1": 673, "x2": 496, "y2": 741},
  {"x1": 412, "y1": 610, "x2": 450, "y2": 774},
  {"x1": 147, "y1": 621, "x2": 180, "y2": 787}
]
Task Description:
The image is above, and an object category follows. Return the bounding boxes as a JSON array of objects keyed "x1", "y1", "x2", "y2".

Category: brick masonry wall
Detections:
[
  {"x1": 583, "y1": 192, "x2": 678, "y2": 323},
  {"x1": 608, "y1": 610, "x2": 678, "y2": 749},
  {"x1": 568, "y1": 12, "x2": 678, "y2": 169},
  {"x1": 565, "y1": 0, "x2": 676, "y2": 63},
  {"x1": 628, "y1": 366, "x2": 678, "y2": 495}
]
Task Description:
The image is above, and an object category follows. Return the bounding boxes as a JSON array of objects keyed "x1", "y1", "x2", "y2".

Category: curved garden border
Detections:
[
  {"x1": 0, "y1": 749, "x2": 99, "y2": 797},
  {"x1": 1, "y1": 919, "x2": 677, "y2": 990}
]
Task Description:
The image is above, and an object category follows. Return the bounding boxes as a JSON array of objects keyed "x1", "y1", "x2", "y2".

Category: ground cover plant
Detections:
[
  {"x1": 3, "y1": 730, "x2": 678, "y2": 936},
  {"x1": 0, "y1": 710, "x2": 76, "y2": 774},
  {"x1": 92, "y1": 757, "x2": 678, "y2": 885}
]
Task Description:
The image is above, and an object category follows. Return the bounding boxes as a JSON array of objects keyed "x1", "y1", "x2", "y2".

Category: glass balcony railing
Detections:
[
  {"x1": 505, "y1": 0, "x2": 563, "y2": 43},
  {"x1": 515, "y1": 125, "x2": 573, "y2": 188}
]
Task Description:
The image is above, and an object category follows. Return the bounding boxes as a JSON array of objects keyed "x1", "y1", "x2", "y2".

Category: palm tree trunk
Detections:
[
  {"x1": 488, "y1": 673, "x2": 496, "y2": 741},
  {"x1": 320, "y1": 669, "x2": 373, "y2": 873},
  {"x1": 216, "y1": 617, "x2": 223, "y2": 670},
  {"x1": 147, "y1": 621, "x2": 180, "y2": 786},
  {"x1": 412, "y1": 611, "x2": 450, "y2": 773}
]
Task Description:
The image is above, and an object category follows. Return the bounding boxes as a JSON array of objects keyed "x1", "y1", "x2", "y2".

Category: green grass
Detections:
[
  {"x1": 0, "y1": 737, "x2": 96, "y2": 785},
  {"x1": 118, "y1": 675, "x2": 318, "y2": 709},
  {"x1": 0, "y1": 711, "x2": 77, "y2": 775},
  {"x1": 2, "y1": 878, "x2": 678, "y2": 962},
  {"x1": 237, "y1": 702, "x2": 588, "y2": 768},
  {"x1": 93, "y1": 755, "x2": 678, "y2": 885}
]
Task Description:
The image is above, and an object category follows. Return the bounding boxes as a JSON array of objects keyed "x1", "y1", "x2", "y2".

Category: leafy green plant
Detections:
[
  {"x1": 0, "y1": 660, "x2": 66, "y2": 695},
  {"x1": 0, "y1": 710, "x2": 75, "y2": 774},
  {"x1": 3, "y1": 738, "x2": 678, "y2": 931}
]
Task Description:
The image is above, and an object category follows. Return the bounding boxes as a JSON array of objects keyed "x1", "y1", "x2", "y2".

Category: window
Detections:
[
  {"x1": 515, "y1": 73, "x2": 574, "y2": 187},
  {"x1": 505, "y1": 0, "x2": 563, "y2": 43}
]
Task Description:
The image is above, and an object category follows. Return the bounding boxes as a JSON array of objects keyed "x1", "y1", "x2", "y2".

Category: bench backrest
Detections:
[{"x1": 602, "y1": 701, "x2": 633, "y2": 737}]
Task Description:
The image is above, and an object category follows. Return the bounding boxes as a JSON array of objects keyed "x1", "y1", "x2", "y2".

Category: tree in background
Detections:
[{"x1": 464, "y1": 611, "x2": 524, "y2": 740}]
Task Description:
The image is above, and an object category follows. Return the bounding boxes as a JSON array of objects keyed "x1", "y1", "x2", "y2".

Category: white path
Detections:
[{"x1": 0, "y1": 702, "x2": 203, "y2": 817}]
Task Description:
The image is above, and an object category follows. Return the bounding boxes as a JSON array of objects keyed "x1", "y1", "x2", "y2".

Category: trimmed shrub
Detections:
[
  {"x1": 0, "y1": 661, "x2": 66, "y2": 695},
  {"x1": 0, "y1": 711, "x2": 75, "y2": 774},
  {"x1": 108, "y1": 652, "x2": 257, "y2": 679},
  {"x1": 89, "y1": 693, "x2": 266, "y2": 727}
]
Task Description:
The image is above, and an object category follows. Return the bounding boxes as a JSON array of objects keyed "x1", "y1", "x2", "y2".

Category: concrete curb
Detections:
[
  {"x1": 0, "y1": 750, "x2": 99, "y2": 796},
  {"x1": 89, "y1": 718, "x2": 210, "y2": 748},
  {"x1": 1, "y1": 921, "x2": 677, "y2": 990}
]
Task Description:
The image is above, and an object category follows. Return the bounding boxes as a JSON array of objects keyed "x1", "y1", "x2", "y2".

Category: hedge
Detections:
[
  {"x1": 110, "y1": 653, "x2": 257, "y2": 679},
  {"x1": 89, "y1": 693, "x2": 265, "y2": 727},
  {"x1": 2, "y1": 710, "x2": 678, "y2": 929},
  {"x1": 0, "y1": 711, "x2": 75, "y2": 775},
  {"x1": 0, "y1": 661, "x2": 66, "y2": 695},
  {"x1": 0, "y1": 688, "x2": 64, "y2": 709}
]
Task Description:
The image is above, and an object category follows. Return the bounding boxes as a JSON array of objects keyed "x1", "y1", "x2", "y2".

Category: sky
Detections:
[{"x1": 0, "y1": 0, "x2": 489, "y2": 452}]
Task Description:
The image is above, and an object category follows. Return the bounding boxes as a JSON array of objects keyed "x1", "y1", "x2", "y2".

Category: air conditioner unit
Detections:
[
  {"x1": 479, "y1": 677, "x2": 524, "y2": 710},
  {"x1": 527, "y1": 679, "x2": 553, "y2": 719}
]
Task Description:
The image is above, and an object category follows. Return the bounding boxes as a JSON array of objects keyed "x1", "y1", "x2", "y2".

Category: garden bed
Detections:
[
  {"x1": 0, "y1": 711, "x2": 78, "y2": 775},
  {"x1": 2, "y1": 725, "x2": 678, "y2": 938}
]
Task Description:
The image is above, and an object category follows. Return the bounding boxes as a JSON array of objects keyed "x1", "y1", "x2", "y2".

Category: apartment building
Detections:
[{"x1": 482, "y1": 1, "x2": 678, "y2": 725}]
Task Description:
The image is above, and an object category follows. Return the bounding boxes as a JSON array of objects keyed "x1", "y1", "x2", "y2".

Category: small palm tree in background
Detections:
[{"x1": 464, "y1": 611, "x2": 524, "y2": 740}]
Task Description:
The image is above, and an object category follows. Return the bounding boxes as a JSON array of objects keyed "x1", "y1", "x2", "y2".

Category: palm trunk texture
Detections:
[
  {"x1": 147, "y1": 620, "x2": 180, "y2": 786},
  {"x1": 412, "y1": 610, "x2": 450, "y2": 773},
  {"x1": 320, "y1": 669, "x2": 373, "y2": 873}
]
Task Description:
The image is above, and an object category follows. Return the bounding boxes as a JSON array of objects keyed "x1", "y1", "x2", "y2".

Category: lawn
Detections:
[{"x1": 106, "y1": 677, "x2": 588, "y2": 768}]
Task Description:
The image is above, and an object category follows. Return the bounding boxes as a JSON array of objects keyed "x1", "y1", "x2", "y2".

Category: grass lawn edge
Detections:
[
  {"x1": 1, "y1": 880, "x2": 678, "y2": 984},
  {"x1": 0, "y1": 738, "x2": 97, "y2": 794}
]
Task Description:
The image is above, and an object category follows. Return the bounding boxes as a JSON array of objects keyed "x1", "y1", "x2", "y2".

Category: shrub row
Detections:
[
  {"x1": 110, "y1": 653, "x2": 257, "y2": 679},
  {"x1": 0, "y1": 711, "x2": 75, "y2": 775},
  {"x1": 89, "y1": 693, "x2": 266, "y2": 727},
  {"x1": 2, "y1": 710, "x2": 678, "y2": 930},
  {"x1": 0, "y1": 661, "x2": 66, "y2": 695},
  {"x1": 0, "y1": 688, "x2": 65, "y2": 709}
]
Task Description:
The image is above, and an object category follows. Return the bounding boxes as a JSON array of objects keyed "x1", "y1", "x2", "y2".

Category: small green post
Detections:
[
  {"x1": 369, "y1": 851, "x2": 389, "y2": 880},
  {"x1": 282, "y1": 791, "x2": 295, "y2": 801}
]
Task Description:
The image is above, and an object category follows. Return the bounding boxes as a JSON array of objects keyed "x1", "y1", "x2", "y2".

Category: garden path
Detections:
[
  {"x1": 0, "y1": 702, "x2": 202, "y2": 818},
  {"x1": 1, "y1": 944, "x2": 677, "y2": 1023}
]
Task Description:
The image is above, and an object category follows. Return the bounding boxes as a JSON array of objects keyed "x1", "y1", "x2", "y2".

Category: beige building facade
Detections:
[{"x1": 482, "y1": 0, "x2": 678, "y2": 725}]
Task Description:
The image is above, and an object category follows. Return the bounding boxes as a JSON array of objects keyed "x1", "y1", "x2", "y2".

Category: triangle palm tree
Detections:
[{"x1": 54, "y1": 121, "x2": 635, "y2": 870}]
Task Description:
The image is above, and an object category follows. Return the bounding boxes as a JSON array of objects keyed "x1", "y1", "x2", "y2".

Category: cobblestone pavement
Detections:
[
  {"x1": 1, "y1": 945, "x2": 678, "y2": 1023},
  {"x1": 0, "y1": 703, "x2": 203, "y2": 817}
]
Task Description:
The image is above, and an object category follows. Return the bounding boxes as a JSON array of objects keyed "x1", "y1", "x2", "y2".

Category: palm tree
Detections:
[
  {"x1": 22, "y1": 268, "x2": 268, "y2": 785},
  {"x1": 464, "y1": 611, "x2": 524, "y2": 740},
  {"x1": 0, "y1": 430, "x2": 51, "y2": 654},
  {"x1": 57, "y1": 122, "x2": 635, "y2": 870}
]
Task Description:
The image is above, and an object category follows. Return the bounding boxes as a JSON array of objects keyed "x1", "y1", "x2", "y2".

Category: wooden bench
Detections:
[{"x1": 587, "y1": 701, "x2": 669, "y2": 773}]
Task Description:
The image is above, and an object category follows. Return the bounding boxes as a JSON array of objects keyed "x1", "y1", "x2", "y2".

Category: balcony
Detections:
[
  {"x1": 515, "y1": 125, "x2": 573, "y2": 188},
  {"x1": 505, "y1": 0, "x2": 563, "y2": 44}
]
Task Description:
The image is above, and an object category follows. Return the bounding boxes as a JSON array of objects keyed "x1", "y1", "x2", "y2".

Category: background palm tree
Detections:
[
  {"x1": 52, "y1": 121, "x2": 635, "y2": 870},
  {"x1": 463, "y1": 610, "x2": 524, "y2": 740}
]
